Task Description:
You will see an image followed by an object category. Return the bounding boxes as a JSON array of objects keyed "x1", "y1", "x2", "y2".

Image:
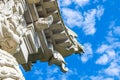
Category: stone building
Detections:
[{"x1": 0, "y1": 0, "x2": 84, "y2": 80}]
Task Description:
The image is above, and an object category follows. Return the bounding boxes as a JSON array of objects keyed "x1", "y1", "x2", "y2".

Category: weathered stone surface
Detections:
[
  {"x1": 0, "y1": 0, "x2": 84, "y2": 79},
  {"x1": 0, "y1": 49, "x2": 25, "y2": 80},
  {"x1": 26, "y1": 0, "x2": 40, "y2": 4}
]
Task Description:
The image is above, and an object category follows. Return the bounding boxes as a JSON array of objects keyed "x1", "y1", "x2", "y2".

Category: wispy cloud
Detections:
[
  {"x1": 59, "y1": 0, "x2": 89, "y2": 7},
  {"x1": 74, "y1": 0, "x2": 89, "y2": 7},
  {"x1": 96, "y1": 44, "x2": 111, "y2": 53},
  {"x1": 106, "y1": 50, "x2": 116, "y2": 58},
  {"x1": 81, "y1": 75, "x2": 114, "y2": 80},
  {"x1": 83, "y1": 9, "x2": 97, "y2": 35},
  {"x1": 96, "y1": 45, "x2": 116, "y2": 65},
  {"x1": 59, "y1": 69, "x2": 78, "y2": 80},
  {"x1": 34, "y1": 69, "x2": 43, "y2": 75},
  {"x1": 113, "y1": 26, "x2": 120, "y2": 36},
  {"x1": 46, "y1": 68, "x2": 78, "y2": 80},
  {"x1": 95, "y1": 21, "x2": 120, "y2": 66},
  {"x1": 61, "y1": 5, "x2": 104, "y2": 35},
  {"x1": 94, "y1": 21, "x2": 120, "y2": 78},
  {"x1": 83, "y1": 5, "x2": 104, "y2": 35},
  {"x1": 62, "y1": 8, "x2": 83, "y2": 28},
  {"x1": 58, "y1": 0, "x2": 72, "y2": 6},
  {"x1": 93, "y1": 0, "x2": 107, "y2": 4},
  {"x1": 90, "y1": 76, "x2": 114, "y2": 80},
  {"x1": 46, "y1": 77, "x2": 55, "y2": 80},
  {"x1": 96, "y1": 6, "x2": 104, "y2": 20},
  {"x1": 59, "y1": 0, "x2": 104, "y2": 35},
  {"x1": 104, "y1": 62, "x2": 120, "y2": 77},
  {"x1": 96, "y1": 54, "x2": 109, "y2": 65},
  {"x1": 81, "y1": 43, "x2": 93, "y2": 63}
]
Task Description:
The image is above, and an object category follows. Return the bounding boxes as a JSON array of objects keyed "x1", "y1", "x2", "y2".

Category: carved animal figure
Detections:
[{"x1": 0, "y1": 0, "x2": 84, "y2": 79}]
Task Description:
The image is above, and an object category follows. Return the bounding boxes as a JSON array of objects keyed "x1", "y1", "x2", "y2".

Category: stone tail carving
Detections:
[{"x1": 0, "y1": 49, "x2": 25, "y2": 80}]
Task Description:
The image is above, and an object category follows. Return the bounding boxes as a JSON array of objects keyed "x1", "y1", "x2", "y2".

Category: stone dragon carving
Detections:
[{"x1": 0, "y1": 0, "x2": 84, "y2": 79}]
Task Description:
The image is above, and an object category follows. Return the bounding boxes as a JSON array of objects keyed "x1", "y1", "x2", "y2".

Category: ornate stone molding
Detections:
[
  {"x1": 0, "y1": 0, "x2": 26, "y2": 55},
  {"x1": 0, "y1": 0, "x2": 84, "y2": 79},
  {"x1": 0, "y1": 49, "x2": 25, "y2": 80}
]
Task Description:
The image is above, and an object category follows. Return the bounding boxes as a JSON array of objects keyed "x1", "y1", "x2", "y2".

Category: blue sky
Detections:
[{"x1": 21, "y1": 0, "x2": 120, "y2": 80}]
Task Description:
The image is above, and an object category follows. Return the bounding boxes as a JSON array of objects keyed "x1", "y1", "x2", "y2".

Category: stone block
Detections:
[
  {"x1": 26, "y1": 0, "x2": 40, "y2": 4},
  {"x1": 14, "y1": 37, "x2": 29, "y2": 64}
]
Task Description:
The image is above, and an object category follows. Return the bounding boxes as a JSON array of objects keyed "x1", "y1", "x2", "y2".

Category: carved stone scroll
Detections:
[{"x1": 0, "y1": 49, "x2": 25, "y2": 80}]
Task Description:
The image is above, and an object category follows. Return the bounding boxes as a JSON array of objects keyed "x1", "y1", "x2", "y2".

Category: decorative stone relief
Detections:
[
  {"x1": 0, "y1": 49, "x2": 25, "y2": 80},
  {"x1": 0, "y1": 0, "x2": 27, "y2": 55},
  {"x1": 0, "y1": 0, "x2": 84, "y2": 79},
  {"x1": 0, "y1": 0, "x2": 26, "y2": 79}
]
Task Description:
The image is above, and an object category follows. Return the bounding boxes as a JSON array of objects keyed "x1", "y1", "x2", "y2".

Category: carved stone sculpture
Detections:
[
  {"x1": 0, "y1": 0, "x2": 84, "y2": 79},
  {"x1": 0, "y1": 49, "x2": 25, "y2": 80}
]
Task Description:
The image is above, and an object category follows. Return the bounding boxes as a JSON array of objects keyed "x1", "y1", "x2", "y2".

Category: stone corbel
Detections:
[
  {"x1": 49, "y1": 51, "x2": 68, "y2": 73},
  {"x1": 66, "y1": 26, "x2": 84, "y2": 54},
  {"x1": 35, "y1": 15, "x2": 53, "y2": 31}
]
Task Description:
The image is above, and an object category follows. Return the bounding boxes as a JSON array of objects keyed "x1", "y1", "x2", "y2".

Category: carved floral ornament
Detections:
[{"x1": 0, "y1": 0, "x2": 26, "y2": 54}]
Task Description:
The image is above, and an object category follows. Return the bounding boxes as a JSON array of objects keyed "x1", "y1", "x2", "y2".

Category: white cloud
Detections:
[
  {"x1": 58, "y1": 69, "x2": 78, "y2": 80},
  {"x1": 83, "y1": 5, "x2": 104, "y2": 35},
  {"x1": 74, "y1": 0, "x2": 89, "y2": 7},
  {"x1": 60, "y1": 75, "x2": 67, "y2": 80},
  {"x1": 106, "y1": 23, "x2": 120, "y2": 47},
  {"x1": 45, "y1": 67, "x2": 59, "y2": 80},
  {"x1": 96, "y1": 44, "x2": 111, "y2": 53},
  {"x1": 62, "y1": 6, "x2": 104, "y2": 35},
  {"x1": 106, "y1": 50, "x2": 115, "y2": 58},
  {"x1": 47, "y1": 67, "x2": 59, "y2": 75},
  {"x1": 90, "y1": 76, "x2": 104, "y2": 80},
  {"x1": 104, "y1": 78, "x2": 114, "y2": 80},
  {"x1": 81, "y1": 75, "x2": 114, "y2": 80},
  {"x1": 59, "y1": 0, "x2": 104, "y2": 35},
  {"x1": 90, "y1": 76, "x2": 103, "y2": 80},
  {"x1": 83, "y1": 9, "x2": 97, "y2": 35},
  {"x1": 96, "y1": 6, "x2": 104, "y2": 20},
  {"x1": 34, "y1": 69, "x2": 43, "y2": 75},
  {"x1": 59, "y1": 0, "x2": 89, "y2": 7},
  {"x1": 96, "y1": 44, "x2": 116, "y2": 65},
  {"x1": 59, "y1": 0, "x2": 72, "y2": 6},
  {"x1": 94, "y1": 21, "x2": 120, "y2": 79},
  {"x1": 112, "y1": 42, "x2": 120, "y2": 49},
  {"x1": 46, "y1": 77, "x2": 55, "y2": 80},
  {"x1": 104, "y1": 62, "x2": 120, "y2": 76},
  {"x1": 108, "y1": 22, "x2": 120, "y2": 37},
  {"x1": 113, "y1": 26, "x2": 120, "y2": 36},
  {"x1": 106, "y1": 36, "x2": 118, "y2": 43},
  {"x1": 81, "y1": 43, "x2": 93, "y2": 63},
  {"x1": 96, "y1": 54, "x2": 109, "y2": 65},
  {"x1": 62, "y1": 8, "x2": 83, "y2": 28},
  {"x1": 45, "y1": 67, "x2": 79, "y2": 80}
]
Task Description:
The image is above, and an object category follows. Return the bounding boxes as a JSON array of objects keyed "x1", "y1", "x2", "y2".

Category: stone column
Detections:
[{"x1": 0, "y1": 49, "x2": 25, "y2": 80}]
